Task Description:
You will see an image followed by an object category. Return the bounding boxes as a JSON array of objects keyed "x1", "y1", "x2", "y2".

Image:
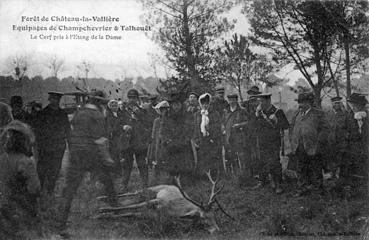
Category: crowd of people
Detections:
[{"x1": 0, "y1": 85, "x2": 368, "y2": 239}]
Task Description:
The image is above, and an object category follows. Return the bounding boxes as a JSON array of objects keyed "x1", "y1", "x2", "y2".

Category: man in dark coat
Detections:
[
  {"x1": 241, "y1": 86, "x2": 261, "y2": 180},
  {"x1": 37, "y1": 92, "x2": 70, "y2": 195},
  {"x1": 212, "y1": 87, "x2": 229, "y2": 117},
  {"x1": 255, "y1": 93, "x2": 289, "y2": 194},
  {"x1": 223, "y1": 94, "x2": 248, "y2": 175},
  {"x1": 346, "y1": 93, "x2": 368, "y2": 195},
  {"x1": 184, "y1": 91, "x2": 200, "y2": 172},
  {"x1": 289, "y1": 92, "x2": 329, "y2": 196},
  {"x1": 326, "y1": 97, "x2": 350, "y2": 182},
  {"x1": 118, "y1": 89, "x2": 151, "y2": 190},
  {"x1": 194, "y1": 93, "x2": 223, "y2": 178},
  {"x1": 57, "y1": 90, "x2": 117, "y2": 237}
]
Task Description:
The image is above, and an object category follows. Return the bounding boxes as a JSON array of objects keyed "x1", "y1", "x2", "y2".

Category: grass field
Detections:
[{"x1": 32, "y1": 149, "x2": 368, "y2": 240}]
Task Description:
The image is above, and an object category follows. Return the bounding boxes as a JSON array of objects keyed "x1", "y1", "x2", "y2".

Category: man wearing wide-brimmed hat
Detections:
[
  {"x1": 346, "y1": 93, "x2": 368, "y2": 194},
  {"x1": 37, "y1": 91, "x2": 70, "y2": 195},
  {"x1": 57, "y1": 90, "x2": 118, "y2": 237},
  {"x1": 254, "y1": 92, "x2": 289, "y2": 194},
  {"x1": 289, "y1": 92, "x2": 329, "y2": 196}
]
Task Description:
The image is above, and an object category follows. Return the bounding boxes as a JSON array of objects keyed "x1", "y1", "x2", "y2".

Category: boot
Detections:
[{"x1": 94, "y1": 137, "x2": 115, "y2": 167}]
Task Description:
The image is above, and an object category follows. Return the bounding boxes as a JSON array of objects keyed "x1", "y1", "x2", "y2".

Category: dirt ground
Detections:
[{"x1": 30, "y1": 149, "x2": 368, "y2": 240}]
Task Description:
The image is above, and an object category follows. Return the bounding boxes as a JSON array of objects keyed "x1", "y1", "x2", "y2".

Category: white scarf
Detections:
[
  {"x1": 199, "y1": 93, "x2": 212, "y2": 137},
  {"x1": 354, "y1": 111, "x2": 367, "y2": 133},
  {"x1": 200, "y1": 109, "x2": 209, "y2": 137}
]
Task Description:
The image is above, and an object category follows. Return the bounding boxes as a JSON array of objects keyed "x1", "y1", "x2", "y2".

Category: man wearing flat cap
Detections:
[
  {"x1": 37, "y1": 91, "x2": 70, "y2": 195},
  {"x1": 346, "y1": 93, "x2": 368, "y2": 194},
  {"x1": 254, "y1": 93, "x2": 289, "y2": 194},
  {"x1": 212, "y1": 87, "x2": 229, "y2": 117},
  {"x1": 118, "y1": 89, "x2": 151, "y2": 191},
  {"x1": 326, "y1": 96, "x2": 350, "y2": 189},
  {"x1": 289, "y1": 92, "x2": 329, "y2": 196},
  {"x1": 223, "y1": 94, "x2": 248, "y2": 176}
]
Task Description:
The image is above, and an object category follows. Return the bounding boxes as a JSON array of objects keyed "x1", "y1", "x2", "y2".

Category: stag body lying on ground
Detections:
[{"x1": 97, "y1": 171, "x2": 234, "y2": 233}]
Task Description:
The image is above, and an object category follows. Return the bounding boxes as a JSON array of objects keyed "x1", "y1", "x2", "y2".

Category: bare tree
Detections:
[
  {"x1": 76, "y1": 60, "x2": 92, "y2": 91},
  {"x1": 48, "y1": 55, "x2": 64, "y2": 78},
  {"x1": 9, "y1": 54, "x2": 32, "y2": 95}
]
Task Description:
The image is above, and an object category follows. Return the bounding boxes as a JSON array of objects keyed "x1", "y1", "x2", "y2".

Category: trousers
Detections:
[
  {"x1": 121, "y1": 148, "x2": 148, "y2": 189},
  {"x1": 37, "y1": 140, "x2": 66, "y2": 194},
  {"x1": 57, "y1": 145, "x2": 116, "y2": 230}
]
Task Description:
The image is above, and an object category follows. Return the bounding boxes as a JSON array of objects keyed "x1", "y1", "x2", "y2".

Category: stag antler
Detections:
[
  {"x1": 174, "y1": 175, "x2": 203, "y2": 209},
  {"x1": 205, "y1": 170, "x2": 224, "y2": 205},
  {"x1": 205, "y1": 171, "x2": 235, "y2": 221}
]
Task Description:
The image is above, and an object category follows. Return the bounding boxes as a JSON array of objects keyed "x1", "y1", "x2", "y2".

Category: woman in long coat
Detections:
[
  {"x1": 158, "y1": 94, "x2": 194, "y2": 180},
  {"x1": 194, "y1": 93, "x2": 222, "y2": 177}
]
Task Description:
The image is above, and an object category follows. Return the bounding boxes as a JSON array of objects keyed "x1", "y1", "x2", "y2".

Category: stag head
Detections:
[{"x1": 174, "y1": 171, "x2": 234, "y2": 233}]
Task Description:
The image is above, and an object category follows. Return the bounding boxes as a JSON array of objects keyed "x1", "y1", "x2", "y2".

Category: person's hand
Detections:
[
  {"x1": 255, "y1": 104, "x2": 262, "y2": 117},
  {"x1": 123, "y1": 125, "x2": 132, "y2": 131},
  {"x1": 269, "y1": 114, "x2": 277, "y2": 122}
]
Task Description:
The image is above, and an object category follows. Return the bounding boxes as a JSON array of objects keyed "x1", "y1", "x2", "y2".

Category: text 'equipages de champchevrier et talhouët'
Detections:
[{"x1": 14, "y1": 16, "x2": 151, "y2": 32}]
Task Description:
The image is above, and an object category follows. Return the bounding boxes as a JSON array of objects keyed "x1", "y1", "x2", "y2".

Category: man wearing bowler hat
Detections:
[
  {"x1": 289, "y1": 92, "x2": 329, "y2": 196},
  {"x1": 255, "y1": 92, "x2": 289, "y2": 194},
  {"x1": 37, "y1": 91, "x2": 70, "y2": 195}
]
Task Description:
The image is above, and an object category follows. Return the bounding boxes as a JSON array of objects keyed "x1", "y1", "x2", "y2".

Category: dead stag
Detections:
[{"x1": 96, "y1": 171, "x2": 234, "y2": 233}]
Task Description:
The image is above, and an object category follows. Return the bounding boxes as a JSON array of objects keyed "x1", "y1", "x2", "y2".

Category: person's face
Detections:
[
  {"x1": 48, "y1": 96, "x2": 60, "y2": 107},
  {"x1": 216, "y1": 92, "x2": 224, "y2": 99},
  {"x1": 149, "y1": 99, "x2": 157, "y2": 106},
  {"x1": 258, "y1": 97, "x2": 270, "y2": 110},
  {"x1": 189, "y1": 94, "x2": 197, "y2": 104},
  {"x1": 348, "y1": 102, "x2": 362, "y2": 112},
  {"x1": 249, "y1": 98, "x2": 258, "y2": 109},
  {"x1": 171, "y1": 101, "x2": 182, "y2": 113},
  {"x1": 25, "y1": 105, "x2": 32, "y2": 113},
  {"x1": 160, "y1": 107, "x2": 169, "y2": 116},
  {"x1": 298, "y1": 101, "x2": 311, "y2": 112},
  {"x1": 200, "y1": 101, "x2": 210, "y2": 110},
  {"x1": 332, "y1": 102, "x2": 342, "y2": 112},
  {"x1": 128, "y1": 96, "x2": 139, "y2": 105},
  {"x1": 228, "y1": 98, "x2": 238, "y2": 107},
  {"x1": 109, "y1": 102, "x2": 119, "y2": 112}
]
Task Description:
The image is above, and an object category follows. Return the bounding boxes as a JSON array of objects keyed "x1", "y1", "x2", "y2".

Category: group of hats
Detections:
[{"x1": 296, "y1": 91, "x2": 368, "y2": 105}]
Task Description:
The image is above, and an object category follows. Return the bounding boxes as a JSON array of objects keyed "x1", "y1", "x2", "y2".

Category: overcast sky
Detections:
[{"x1": 0, "y1": 0, "x2": 302, "y2": 83}]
